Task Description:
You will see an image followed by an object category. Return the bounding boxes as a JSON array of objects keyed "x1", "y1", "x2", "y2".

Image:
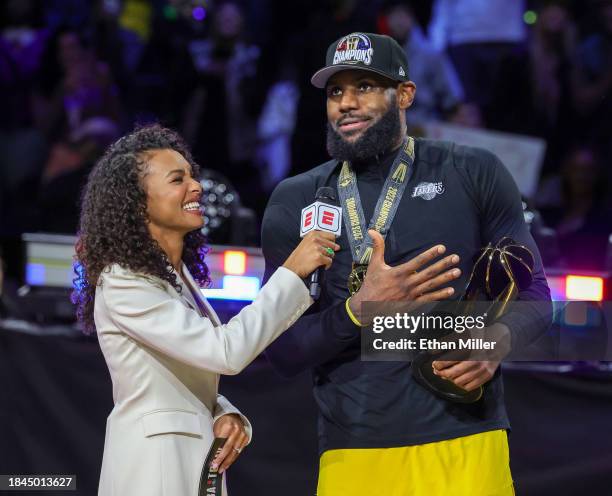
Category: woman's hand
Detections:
[
  {"x1": 282, "y1": 231, "x2": 340, "y2": 278},
  {"x1": 212, "y1": 414, "x2": 248, "y2": 474}
]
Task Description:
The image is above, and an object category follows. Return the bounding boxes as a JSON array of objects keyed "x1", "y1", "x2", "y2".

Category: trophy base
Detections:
[{"x1": 411, "y1": 352, "x2": 483, "y2": 404}]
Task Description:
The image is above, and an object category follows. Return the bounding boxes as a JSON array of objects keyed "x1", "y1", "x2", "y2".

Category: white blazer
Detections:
[{"x1": 94, "y1": 263, "x2": 312, "y2": 496}]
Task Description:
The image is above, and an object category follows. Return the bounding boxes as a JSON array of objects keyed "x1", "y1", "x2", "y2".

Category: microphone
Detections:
[{"x1": 299, "y1": 186, "x2": 342, "y2": 300}]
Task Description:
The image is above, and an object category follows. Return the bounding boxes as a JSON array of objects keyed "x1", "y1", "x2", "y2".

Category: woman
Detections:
[{"x1": 73, "y1": 124, "x2": 338, "y2": 496}]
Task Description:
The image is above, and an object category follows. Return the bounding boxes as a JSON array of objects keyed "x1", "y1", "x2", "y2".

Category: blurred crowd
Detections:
[{"x1": 0, "y1": 0, "x2": 610, "y2": 280}]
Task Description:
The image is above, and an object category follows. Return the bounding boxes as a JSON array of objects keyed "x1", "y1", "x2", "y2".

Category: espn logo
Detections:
[
  {"x1": 300, "y1": 202, "x2": 342, "y2": 237},
  {"x1": 304, "y1": 211, "x2": 314, "y2": 228},
  {"x1": 321, "y1": 210, "x2": 335, "y2": 226}
]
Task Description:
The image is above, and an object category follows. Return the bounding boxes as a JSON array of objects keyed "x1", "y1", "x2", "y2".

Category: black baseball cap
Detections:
[{"x1": 311, "y1": 32, "x2": 410, "y2": 89}]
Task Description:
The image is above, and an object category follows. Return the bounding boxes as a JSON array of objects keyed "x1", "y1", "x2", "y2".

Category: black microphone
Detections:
[{"x1": 299, "y1": 187, "x2": 342, "y2": 300}]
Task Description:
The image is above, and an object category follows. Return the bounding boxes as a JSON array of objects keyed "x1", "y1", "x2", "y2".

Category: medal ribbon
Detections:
[{"x1": 337, "y1": 136, "x2": 415, "y2": 265}]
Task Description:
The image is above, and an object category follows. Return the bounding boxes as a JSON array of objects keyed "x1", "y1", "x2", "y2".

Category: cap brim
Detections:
[{"x1": 311, "y1": 64, "x2": 401, "y2": 89}]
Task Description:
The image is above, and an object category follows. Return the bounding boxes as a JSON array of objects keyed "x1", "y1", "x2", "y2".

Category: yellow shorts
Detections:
[{"x1": 317, "y1": 429, "x2": 514, "y2": 496}]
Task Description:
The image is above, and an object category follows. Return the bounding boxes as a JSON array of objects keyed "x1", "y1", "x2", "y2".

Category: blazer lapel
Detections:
[
  {"x1": 165, "y1": 274, "x2": 198, "y2": 315},
  {"x1": 180, "y1": 265, "x2": 222, "y2": 327}
]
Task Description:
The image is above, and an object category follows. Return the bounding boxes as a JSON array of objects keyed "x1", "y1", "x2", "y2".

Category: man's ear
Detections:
[{"x1": 397, "y1": 81, "x2": 416, "y2": 110}]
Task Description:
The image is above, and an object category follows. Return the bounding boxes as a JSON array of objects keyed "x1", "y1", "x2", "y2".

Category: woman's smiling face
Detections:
[{"x1": 141, "y1": 148, "x2": 204, "y2": 238}]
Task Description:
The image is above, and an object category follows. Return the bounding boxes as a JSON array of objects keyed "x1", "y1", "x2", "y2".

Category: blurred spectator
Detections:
[
  {"x1": 0, "y1": 0, "x2": 607, "y2": 254},
  {"x1": 489, "y1": 0, "x2": 577, "y2": 172},
  {"x1": 539, "y1": 146, "x2": 611, "y2": 270},
  {"x1": 89, "y1": 0, "x2": 144, "y2": 97},
  {"x1": 34, "y1": 27, "x2": 122, "y2": 141},
  {"x1": 119, "y1": 3, "x2": 197, "y2": 128},
  {"x1": 571, "y1": 0, "x2": 612, "y2": 152},
  {"x1": 0, "y1": 0, "x2": 47, "y2": 131},
  {"x1": 116, "y1": 0, "x2": 153, "y2": 71},
  {"x1": 36, "y1": 118, "x2": 120, "y2": 234},
  {"x1": 428, "y1": 0, "x2": 527, "y2": 115},
  {"x1": 256, "y1": 80, "x2": 300, "y2": 192},
  {"x1": 0, "y1": 0, "x2": 49, "y2": 239},
  {"x1": 382, "y1": 1, "x2": 464, "y2": 126},
  {"x1": 185, "y1": 1, "x2": 265, "y2": 212}
]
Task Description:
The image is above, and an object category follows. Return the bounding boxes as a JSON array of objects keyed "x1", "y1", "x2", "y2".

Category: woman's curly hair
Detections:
[{"x1": 73, "y1": 124, "x2": 210, "y2": 334}]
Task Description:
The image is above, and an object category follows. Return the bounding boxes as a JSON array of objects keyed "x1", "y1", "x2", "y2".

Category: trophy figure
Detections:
[{"x1": 411, "y1": 237, "x2": 535, "y2": 403}]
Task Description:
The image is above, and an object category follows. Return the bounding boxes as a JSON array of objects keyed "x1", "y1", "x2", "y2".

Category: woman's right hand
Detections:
[{"x1": 282, "y1": 231, "x2": 340, "y2": 278}]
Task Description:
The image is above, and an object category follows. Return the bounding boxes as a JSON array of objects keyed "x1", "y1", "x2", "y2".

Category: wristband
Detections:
[{"x1": 345, "y1": 297, "x2": 364, "y2": 327}]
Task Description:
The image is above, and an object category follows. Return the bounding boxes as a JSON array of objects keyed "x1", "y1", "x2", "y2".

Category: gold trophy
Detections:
[{"x1": 411, "y1": 238, "x2": 534, "y2": 403}]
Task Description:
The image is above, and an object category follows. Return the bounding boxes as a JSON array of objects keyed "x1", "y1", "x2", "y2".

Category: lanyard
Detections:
[{"x1": 337, "y1": 136, "x2": 415, "y2": 265}]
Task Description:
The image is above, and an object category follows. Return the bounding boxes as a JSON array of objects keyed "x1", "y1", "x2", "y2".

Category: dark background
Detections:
[
  {"x1": 1, "y1": 1, "x2": 611, "y2": 494},
  {"x1": 1, "y1": 327, "x2": 611, "y2": 496},
  {"x1": 1, "y1": 0, "x2": 611, "y2": 271}
]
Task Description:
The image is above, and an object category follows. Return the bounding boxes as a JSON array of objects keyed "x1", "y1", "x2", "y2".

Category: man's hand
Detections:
[
  {"x1": 212, "y1": 414, "x2": 248, "y2": 474},
  {"x1": 349, "y1": 230, "x2": 461, "y2": 322},
  {"x1": 431, "y1": 323, "x2": 512, "y2": 391},
  {"x1": 431, "y1": 359, "x2": 501, "y2": 392}
]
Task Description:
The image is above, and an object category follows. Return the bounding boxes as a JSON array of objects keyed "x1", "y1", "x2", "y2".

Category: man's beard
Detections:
[{"x1": 326, "y1": 97, "x2": 402, "y2": 162}]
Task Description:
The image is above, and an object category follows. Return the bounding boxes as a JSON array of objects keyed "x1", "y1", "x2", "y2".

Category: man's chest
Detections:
[
  {"x1": 352, "y1": 167, "x2": 482, "y2": 260},
  {"x1": 323, "y1": 171, "x2": 483, "y2": 300}
]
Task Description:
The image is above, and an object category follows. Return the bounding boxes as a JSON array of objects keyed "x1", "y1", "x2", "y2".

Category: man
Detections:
[
  {"x1": 261, "y1": 32, "x2": 551, "y2": 495},
  {"x1": 428, "y1": 0, "x2": 527, "y2": 114}
]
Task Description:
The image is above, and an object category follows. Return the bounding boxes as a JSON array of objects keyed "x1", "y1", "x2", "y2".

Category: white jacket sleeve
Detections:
[
  {"x1": 213, "y1": 394, "x2": 253, "y2": 445},
  {"x1": 99, "y1": 266, "x2": 312, "y2": 375}
]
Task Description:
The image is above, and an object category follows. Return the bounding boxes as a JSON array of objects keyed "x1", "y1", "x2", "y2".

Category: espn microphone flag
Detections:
[
  {"x1": 300, "y1": 202, "x2": 342, "y2": 237},
  {"x1": 301, "y1": 187, "x2": 342, "y2": 300}
]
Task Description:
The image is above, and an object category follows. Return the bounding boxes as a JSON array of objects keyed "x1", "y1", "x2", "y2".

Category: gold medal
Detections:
[{"x1": 348, "y1": 264, "x2": 368, "y2": 295}]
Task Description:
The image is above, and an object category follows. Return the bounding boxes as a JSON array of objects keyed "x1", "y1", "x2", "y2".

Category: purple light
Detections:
[{"x1": 192, "y1": 6, "x2": 206, "y2": 21}]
